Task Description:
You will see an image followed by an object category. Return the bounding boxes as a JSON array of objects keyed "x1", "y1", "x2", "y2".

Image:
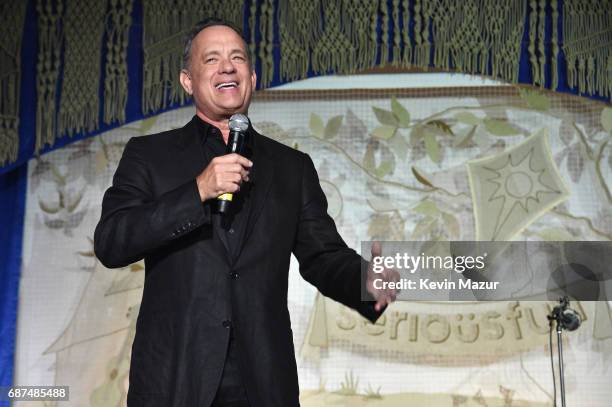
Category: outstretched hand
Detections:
[{"x1": 366, "y1": 241, "x2": 400, "y2": 312}]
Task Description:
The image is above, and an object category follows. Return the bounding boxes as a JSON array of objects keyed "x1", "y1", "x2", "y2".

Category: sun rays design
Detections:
[{"x1": 484, "y1": 147, "x2": 562, "y2": 240}]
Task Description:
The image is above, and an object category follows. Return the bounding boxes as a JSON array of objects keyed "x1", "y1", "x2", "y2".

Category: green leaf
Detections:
[
  {"x1": 309, "y1": 113, "x2": 324, "y2": 138},
  {"x1": 363, "y1": 143, "x2": 377, "y2": 172},
  {"x1": 454, "y1": 125, "x2": 478, "y2": 148},
  {"x1": 409, "y1": 126, "x2": 424, "y2": 146},
  {"x1": 483, "y1": 118, "x2": 520, "y2": 136},
  {"x1": 455, "y1": 111, "x2": 482, "y2": 126},
  {"x1": 601, "y1": 107, "x2": 612, "y2": 133},
  {"x1": 411, "y1": 218, "x2": 437, "y2": 240},
  {"x1": 391, "y1": 97, "x2": 410, "y2": 127},
  {"x1": 38, "y1": 199, "x2": 60, "y2": 214},
  {"x1": 519, "y1": 88, "x2": 550, "y2": 111},
  {"x1": 426, "y1": 120, "x2": 454, "y2": 136},
  {"x1": 375, "y1": 159, "x2": 394, "y2": 178},
  {"x1": 424, "y1": 133, "x2": 441, "y2": 163},
  {"x1": 373, "y1": 107, "x2": 399, "y2": 126},
  {"x1": 537, "y1": 228, "x2": 574, "y2": 241},
  {"x1": 413, "y1": 200, "x2": 440, "y2": 217},
  {"x1": 441, "y1": 212, "x2": 460, "y2": 238},
  {"x1": 368, "y1": 214, "x2": 391, "y2": 239},
  {"x1": 324, "y1": 115, "x2": 343, "y2": 139},
  {"x1": 411, "y1": 166, "x2": 434, "y2": 188},
  {"x1": 388, "y1": 133, "x2": 409, "y2": 160},
  {"x1": 140, "y1": 116, "x2": 159, "y2": 135},
  {"x1": 130, "y1": 263, "x2": 145, "y2": 272},
  {"x1": 371, "y1": 125, "x2": 396, "y2": 140}
]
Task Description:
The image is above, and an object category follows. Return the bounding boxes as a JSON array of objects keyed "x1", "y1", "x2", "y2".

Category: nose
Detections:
[{"x1": 218, "y1": 57, "x2": 236, "y2": 74}]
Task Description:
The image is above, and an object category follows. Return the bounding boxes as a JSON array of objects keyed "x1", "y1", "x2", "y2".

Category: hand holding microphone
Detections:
[{"x1": 196, "y1": 114, "x2": 252, "y2": 210}]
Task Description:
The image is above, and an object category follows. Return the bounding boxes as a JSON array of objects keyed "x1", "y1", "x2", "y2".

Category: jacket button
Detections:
[
  {"x1": 222, "y1": 320, "x2": 232, "y2": 328},
  {"x1": 229, "y1": 271, "x2": 239, "y2": 279}
]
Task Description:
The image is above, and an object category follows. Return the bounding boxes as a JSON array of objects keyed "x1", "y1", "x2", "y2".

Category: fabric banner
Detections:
[
  {"x1": 301, "y1": 295, "x2": 596, "y2": 364},
  {"x1": 15, "y1": 85, "x2": 612, "y2": 406}
]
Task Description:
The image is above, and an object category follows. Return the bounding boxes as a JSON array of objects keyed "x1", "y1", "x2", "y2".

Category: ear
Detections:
[
  {"x1": 179, "y1": 69, "x2": 193, "y2": 95},
  {"x1": 250, "y1": 68, "x2": 257, "y2": 91}
]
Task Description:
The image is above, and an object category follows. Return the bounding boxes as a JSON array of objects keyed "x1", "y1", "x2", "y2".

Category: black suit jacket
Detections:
[{"x1": 94, "y1": 116, "x2": 383, "y2": 406}]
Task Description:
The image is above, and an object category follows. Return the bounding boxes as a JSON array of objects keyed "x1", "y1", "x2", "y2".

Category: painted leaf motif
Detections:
[
  {"x1": 519, "y1": 88, "x2": 550, "y2": 111},
  {"x1": 373, "y1": 107, "x2": 399, "y2": 126},
  {"x1": 139, "y1": 115, "x2": 159, "y2": 135},
  {"x1": 411, "y1": 217, "x2": 437, "y2": 239},
  {"x1": 602, "y1": 107, "x2": 612, "y2": 132},
  {"x1": 368, "y1": 214, "x2": 391, "y2": 239},
  {"x1": 309, "y1": 113, "x2": 324, "y2": 138},
  {"x1": 409, "y1": 126, "x2": 424, "y2": 146},
  {"x1": 95, "y1": 149, "x2": 108, "y2": 173},
  {"x1": 391, "y1": 97, "x2": 410, "y2": 127},
  {"x1": 324, "y1": 115, "x2": 343, "y2": 139},
  {"x1": 454, "y1": 125, "x2": 477, "y2": 148},
  {"x1": 363, "y1": 142, "x2": 377, "y2": 172},
  {"x1": 130, "y1": 263, "x2": 144, "y2": 272},
  {"x1": 441, "y1": 212, "x2": 460, "y2": 238},
  {"x1": 424, "y1": 133, "x2": 441, "y2": 163},
  {"x1": 426, "y1": 120, "x2": 454, "y2": 136},
  {"x1": 372, "y1": 125, "x2": 396, "y2": 140},
  {"x1": 455, "y1": 111, "x2": 482, "y2": 126},
  {"x1": 375, "y1": 159, "x2": 394, "y2": 178},
  {"x1": 39, "y1": 199, "x2": 60, "y2": 214},
  {"x1": 537, "y1": 228, "x2": 574, "y2": 241},
  {"x1": 388, "y1": 133, "x2": 409, "y2": 160},
  {"x1": 483, "y1": 118, "x2": 520, "y2": 136},
  {"x1": 411, "y1": 166, "x2": 434, "y2": 188},
  {"x1": 412, "y1": 200, "x2": 440, "y2": 217}
]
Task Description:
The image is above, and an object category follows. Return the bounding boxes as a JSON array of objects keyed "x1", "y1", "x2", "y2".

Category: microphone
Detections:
[
  {"x1": 548, "y1": 296, "x2": 582, "y2": 331},
  {"x1": 217, "y1": 114, "x2": 250, "y2": 214}
]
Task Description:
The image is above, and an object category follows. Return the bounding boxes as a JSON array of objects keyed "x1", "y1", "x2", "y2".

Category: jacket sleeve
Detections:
[
  {"x1": 94, "y1": 137, "x2": 211, "y2": 268},
  {"x1": 292, "y1": 153, "x2": 384, "y2": 323}
]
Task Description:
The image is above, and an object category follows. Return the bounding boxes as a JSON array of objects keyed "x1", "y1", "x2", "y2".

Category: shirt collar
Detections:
[{"x1": 191, "y1": 115, "x2": 254, "y2": 149}]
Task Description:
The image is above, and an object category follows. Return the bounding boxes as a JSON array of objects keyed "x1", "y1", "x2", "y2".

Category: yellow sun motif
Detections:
[{"x1": 484, "y1": 147, "x2": 561, "y2": 240}]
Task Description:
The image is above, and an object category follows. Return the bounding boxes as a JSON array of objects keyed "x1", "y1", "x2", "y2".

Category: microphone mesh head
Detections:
[{"x1": 229, "y1": 114, "x2": 250, "y2": 132}]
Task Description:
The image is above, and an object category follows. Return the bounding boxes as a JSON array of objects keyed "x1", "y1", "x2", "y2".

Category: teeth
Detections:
[{"x1": 216, "y1": 82, "x2": 238, "y2": 89}]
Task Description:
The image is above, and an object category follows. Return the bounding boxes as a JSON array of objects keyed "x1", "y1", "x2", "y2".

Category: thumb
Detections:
[{"x1": 371, "y1": 241, "x2": 382, "y2": 259}]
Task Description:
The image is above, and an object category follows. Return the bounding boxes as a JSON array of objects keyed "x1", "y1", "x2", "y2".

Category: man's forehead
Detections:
[{"x1": 194, "y1": 25, "x2": 248, "y2": 50}]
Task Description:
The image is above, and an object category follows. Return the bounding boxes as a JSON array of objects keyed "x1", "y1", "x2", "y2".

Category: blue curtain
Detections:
[{"x1": 0, "y1": 165, "x2": 27, "y2": 403}]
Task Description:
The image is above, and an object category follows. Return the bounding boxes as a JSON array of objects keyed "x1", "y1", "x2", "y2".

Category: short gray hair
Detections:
[{"x1": 182, "y1": 17, "x2": 253, "y2": 71}]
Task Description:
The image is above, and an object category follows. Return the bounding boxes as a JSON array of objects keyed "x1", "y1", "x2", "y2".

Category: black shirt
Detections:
[{"x1": 192, "y1": 115, "x2": 253, "y2": 261}]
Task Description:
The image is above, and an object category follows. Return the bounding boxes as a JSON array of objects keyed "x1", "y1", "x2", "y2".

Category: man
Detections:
[{"x1": 94, "y1": 18, "x2": 397, "y2": 407}]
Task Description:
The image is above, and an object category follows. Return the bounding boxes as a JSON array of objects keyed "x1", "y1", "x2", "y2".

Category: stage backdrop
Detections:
[{"x1": 15, "y1": 82, "x2": 612, "y2": 406}]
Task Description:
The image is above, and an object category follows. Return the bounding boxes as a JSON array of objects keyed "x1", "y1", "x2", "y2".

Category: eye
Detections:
[
  {"x1": 205, "y1": 57, "x2": 217, "y2": 64},
  {"x1": 232, "y1": 55, "x2": 246, "y2": 62}
]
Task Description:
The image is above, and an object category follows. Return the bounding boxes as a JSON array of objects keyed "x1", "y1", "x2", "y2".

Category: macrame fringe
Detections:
[
  {"x1": 104, "y1": 0, "x2": 133, "y2": 125},
  {"x1": 58, "y1": 0, "x2": 106, "y2": 137},
  {"x1": 35, "y1": 0, "x2": 63, "y2": 153},
  {"x1": 563, "y1": 0, "x2": 612, "y2": 99},
  {"x1": 0, "y1": 0, "x2": 27, "y2": 165},
  {"x1": 142, "y1": 0, "x2": 243, "y2": 114}
]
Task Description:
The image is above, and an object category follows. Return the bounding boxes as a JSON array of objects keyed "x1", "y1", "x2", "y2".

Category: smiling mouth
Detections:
[{"x1": 216, "y1": 82, "x2": 238, "y2": 90}]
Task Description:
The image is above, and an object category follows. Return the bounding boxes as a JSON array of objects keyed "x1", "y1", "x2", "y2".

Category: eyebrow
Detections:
[{"x1": 202, "y1": 48, "x2": 247, "y2": 58}]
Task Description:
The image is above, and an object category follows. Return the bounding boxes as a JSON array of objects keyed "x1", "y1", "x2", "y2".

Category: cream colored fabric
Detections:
[{"x1": 15, "y1": 85, "x2": 612, "y2": 406}]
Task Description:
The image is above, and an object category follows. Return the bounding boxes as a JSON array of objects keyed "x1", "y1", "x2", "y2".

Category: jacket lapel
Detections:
[
  {"x1": 175, "y1": 118, "x2": 233, "y2": 260},
  {"x1": 234, "y1": 130, "x2": 274, "y2": 261}
]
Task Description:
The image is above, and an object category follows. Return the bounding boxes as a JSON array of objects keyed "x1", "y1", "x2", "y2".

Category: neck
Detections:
[{"x1": 195, "y1": 111, "x2": 231, "y2": 144}]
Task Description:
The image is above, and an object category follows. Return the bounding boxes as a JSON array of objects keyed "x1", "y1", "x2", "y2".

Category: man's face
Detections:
[{"x1": 180, "y1": 25, "x2": 256, "y2": 121}]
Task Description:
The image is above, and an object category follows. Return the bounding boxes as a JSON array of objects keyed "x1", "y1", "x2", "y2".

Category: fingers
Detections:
[
  {"x1": 371, "y1": 241, "x2": 382, "y2": 258},
  {"x1": 196, "y1": 154, "x2": 253, "y2": 201},
  {"x1": 214, "y1": 153, "x2": 253, "y2": 169}
]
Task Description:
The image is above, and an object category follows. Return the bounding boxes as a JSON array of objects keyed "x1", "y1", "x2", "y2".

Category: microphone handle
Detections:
[{"x1": 217, "y1": 129, "x2": 246, "y2": 213}]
